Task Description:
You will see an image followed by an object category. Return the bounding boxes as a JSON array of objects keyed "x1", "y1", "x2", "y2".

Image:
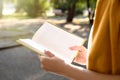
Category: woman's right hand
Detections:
[{"x1": 39, "y1": 50, "x2": 68, "y2": 74}]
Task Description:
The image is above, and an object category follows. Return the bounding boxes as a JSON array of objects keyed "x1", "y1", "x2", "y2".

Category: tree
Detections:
[
  {"x1": 66, "y1": 0, "x2": 96, "y2": 23},
  {"x1": 51, "y1": 0, "x2": 97, "y2": 23},
  {"x1": 51, "y1": 0, "x2": 79, "y2": 23},
  {"x1": 87, "y1": 0, "x2": 97, "y2": 26},
  {"x1": 0, "y1": 0, "x2": 3, "y2": 18},
  {"x1": 66, "y1": 0, "x2": 79, "y2": 23},
  {"x1": 34, "y1": 0, "x2": 39, "y2": 17}
]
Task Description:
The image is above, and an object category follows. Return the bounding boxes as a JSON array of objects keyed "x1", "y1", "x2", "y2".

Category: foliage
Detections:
[
  {"x1": 76, "y1": 0, "x2": 86, "y2": 14},
  {"x1": 16, "y1": 0, "x2": 51, "y2": 17},
  {"x1": 51, "y1": 0, "x2": 68, "y2": 13},
  {"x1": 39, "y1": 0, "x2": 50, "y2": 14},
  {"x1": 51, "y1": 0, "x2": 97, "y2": 23},
  {"x1": 0, "y1": 0, "x2": 3, "y2": 18},
  {"x1": 89, "y1": 0, "x2": 97, "y2": 10},
  {"x1": 51, "y1": 0, "x2": 97, "y2": 15}
]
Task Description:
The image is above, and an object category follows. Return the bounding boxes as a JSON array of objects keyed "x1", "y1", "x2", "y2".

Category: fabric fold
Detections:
[{"x1": 87, "y1": 0, "x2": 120, "y2": 74}]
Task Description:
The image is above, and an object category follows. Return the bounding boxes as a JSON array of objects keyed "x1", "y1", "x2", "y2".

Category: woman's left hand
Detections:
[{"x1": 69, "y1": 46, "x2": 87, "y2": 65}]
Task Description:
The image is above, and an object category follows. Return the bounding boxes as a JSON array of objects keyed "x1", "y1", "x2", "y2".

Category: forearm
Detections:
[
  {"x1": 40, "y1": 51, "x2": 120, "y2": 80},
  {"x1": 61, "y1": 64, "x2": 120, "y2": 80}
]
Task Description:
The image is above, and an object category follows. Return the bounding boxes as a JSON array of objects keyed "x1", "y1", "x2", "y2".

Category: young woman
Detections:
[{"x1": 39, "y1": 0, "x2": 120, "y2": 80}]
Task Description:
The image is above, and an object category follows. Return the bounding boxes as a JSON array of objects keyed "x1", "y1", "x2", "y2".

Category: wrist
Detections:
[
  {"x1": 60, "y1": 63, "x2": 75, "y2": 78},
  {"x1": 61, "y1": 63, "x2": 85, "y2": 79}
]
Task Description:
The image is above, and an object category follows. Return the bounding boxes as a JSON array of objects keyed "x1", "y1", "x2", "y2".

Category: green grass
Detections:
[{"x1": 2, "y1": 13, "x2": 31, "y2": 19}]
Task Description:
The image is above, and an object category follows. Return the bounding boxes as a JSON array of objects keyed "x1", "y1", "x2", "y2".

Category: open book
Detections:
[{"x1": 16, "y1": 22, "x2": 85, "y2": 64}]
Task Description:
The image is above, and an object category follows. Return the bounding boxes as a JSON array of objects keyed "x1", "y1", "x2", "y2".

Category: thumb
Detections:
[
  {"x1": 69, "y1": 46, "x2": 82, "y2": 50},
  {"x1": 44, "y1": 50, "x2": 54, "y2": 57}
]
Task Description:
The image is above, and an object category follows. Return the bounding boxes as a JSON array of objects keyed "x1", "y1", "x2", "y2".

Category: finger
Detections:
[
  {"x1": 44, "y1": 50, "x2": 54, "y2": 57},
  {"x1": 69, "y1": 46, "x2": 82, "y2": 50},
  {"x1": 39, "y1": 55, "x2": 45, "y2": 62},
  {"x1": 38, "y1": 56, "x2": 48, "y2": 69}
]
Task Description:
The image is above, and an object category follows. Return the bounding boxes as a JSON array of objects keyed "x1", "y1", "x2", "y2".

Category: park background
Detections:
[{"x1": 0, "y1": 0, "x2": 96, "y2": 80}]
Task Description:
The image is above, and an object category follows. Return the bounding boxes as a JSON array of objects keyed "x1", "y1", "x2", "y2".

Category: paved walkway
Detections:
[{"x1": 0, "y1": 17, "x2": 90, "y2": 80}]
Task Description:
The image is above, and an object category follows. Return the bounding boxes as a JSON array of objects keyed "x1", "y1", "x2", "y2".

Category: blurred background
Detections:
[{"x1": 0, "y1": 0, "x2": 96, "y2": 80}]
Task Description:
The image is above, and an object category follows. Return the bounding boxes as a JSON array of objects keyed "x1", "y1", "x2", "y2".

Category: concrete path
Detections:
[{"x1": 0, "y1": 46, "x2": 69, "y2": 80}]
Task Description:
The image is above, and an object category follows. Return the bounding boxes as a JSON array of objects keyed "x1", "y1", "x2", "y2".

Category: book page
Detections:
[
  {"x1": 31, "y1": 22, "x2": 85, "y2": 63},
  {"x1": 17, "y1": 39, "x2": 46, "y2": 56}
]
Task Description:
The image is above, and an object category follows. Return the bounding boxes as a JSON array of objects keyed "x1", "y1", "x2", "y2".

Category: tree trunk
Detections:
[
  {"x1": 34, "y1": 0, "x2": 39, "y2": 17},
  {"x1": 0, "y1": 0, "x2": 3, "y2": 18},
  {"x1": 66, "y1": 4, "x2": 76, "y2": 23},
  {"x1": 66, "y1": 0, "x2": 78, "y2": 23},
  {"x1": 87, "y1": 0, "x2": 94, "y2": 27},
  {"x1": 86, "y1": 0, "x2": 90, "y2": 22}
]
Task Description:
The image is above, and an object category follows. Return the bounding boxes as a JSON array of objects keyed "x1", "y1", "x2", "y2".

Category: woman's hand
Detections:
[
  {"x1": 39, "y1": 49, "x2": 120, "y2": 80},
  {"x1": 39, "y1": 50, "x2": 67, "y2": 74},
  {"x1": 69, "y1": 46, "x2": 87, "y2": 65}
]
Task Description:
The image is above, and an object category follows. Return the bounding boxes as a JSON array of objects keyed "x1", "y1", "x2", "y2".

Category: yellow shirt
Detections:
[{"x1": 87, "y1": 0, "x2": 120, "y2": 74}]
